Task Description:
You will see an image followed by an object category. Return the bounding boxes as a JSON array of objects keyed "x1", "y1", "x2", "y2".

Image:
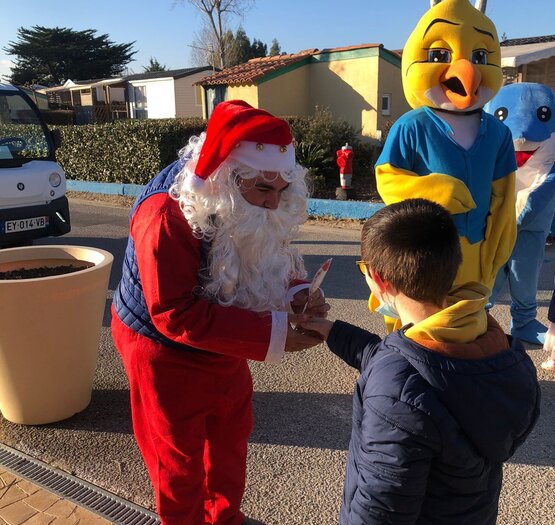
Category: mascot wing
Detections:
[{"x1": 376, "y1": 163, "x2": 476, "y2": 214}]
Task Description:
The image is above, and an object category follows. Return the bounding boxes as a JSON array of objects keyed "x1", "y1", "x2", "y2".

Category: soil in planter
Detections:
[{"x1": 0, "y1": 262, "x2": 93, "y2": 280}]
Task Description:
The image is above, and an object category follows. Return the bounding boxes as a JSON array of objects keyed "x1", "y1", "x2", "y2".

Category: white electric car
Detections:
[{"x1": 0, "y1": 83, "x2": 70, "y2": 247}]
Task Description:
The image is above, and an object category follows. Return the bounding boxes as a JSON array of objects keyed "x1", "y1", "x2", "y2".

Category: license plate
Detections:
[{"x1": 4, "y1": 216, "x2": 49, "y2": 233}]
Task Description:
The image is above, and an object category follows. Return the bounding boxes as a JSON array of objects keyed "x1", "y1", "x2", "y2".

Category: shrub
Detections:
[
  {"x1": 53, "y1": 118, "x2": 206, "y2": 184},
  {"x1": 295, "y1": 141, "x2": 335, "y2": 177},
  {"x1": 380, "y1": 119, "x2": 396, "y2": 145},
  {"x1": 51, "y1": 108, "x2": 381, "y2": 198},
  {"x1": 285, "y1": 106, "x2": 380, "y2": 194},
  {"x1": 353, "y1": 142, "x2": 377, "y2": 178},
  {"x1": 41, "y1": 109, "x2": 75, "y2": 126}
]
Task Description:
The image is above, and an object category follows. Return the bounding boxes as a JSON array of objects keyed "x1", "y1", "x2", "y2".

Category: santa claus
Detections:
[{"x1": 111, "y1": 100, "x2": 327, "y2": 525}]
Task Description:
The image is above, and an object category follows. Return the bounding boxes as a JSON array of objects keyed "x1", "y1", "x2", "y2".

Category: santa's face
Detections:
[
  {"x1": 205, "y1": 175, "x2": 305, "y2": 311},
  {"x1": 238, "y1": 172, "x2": 290, "y2": 210},
  {"x1": 171, "y1": 157, "x2": 308, "y2": 311}
]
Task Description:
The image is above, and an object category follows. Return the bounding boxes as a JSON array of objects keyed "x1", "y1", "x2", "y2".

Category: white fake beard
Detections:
[
  {"x1": 204, "y1": 196, "x2": 306, "y2": 311},
  {"x1": 170, "y1": 154, "x2": 308, "y2": 312}
]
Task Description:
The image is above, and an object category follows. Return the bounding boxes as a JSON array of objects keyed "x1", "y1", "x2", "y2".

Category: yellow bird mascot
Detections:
[{"x1": 375, "y1": 0, "x2": 517, "y2": 299}]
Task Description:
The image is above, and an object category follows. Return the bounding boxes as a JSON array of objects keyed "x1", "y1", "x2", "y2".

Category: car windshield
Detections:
[{"x1": 0, "y1": 89, "x2": 52, "y2": 166}]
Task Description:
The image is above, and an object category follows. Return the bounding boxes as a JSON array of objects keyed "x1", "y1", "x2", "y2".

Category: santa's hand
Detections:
[
  {"x1": 291, "y1": 288, "x2": 330, "y2": 317},
  {"x1": 285, "y1": 314, "x2": 325, "y2": 352},
  {"x1": 297, "y1": 317, "x2": 334, "y2": 341}
]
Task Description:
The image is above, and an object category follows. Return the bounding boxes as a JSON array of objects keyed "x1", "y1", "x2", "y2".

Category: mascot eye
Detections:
[
  {"x1": 537, "y1": 106, "x2": 552, "y2": 122},
  {"x1": 428, "y1": 49, "x2": 451, "y2": 63},
  {"x1": 494, "y1": 107, "x2": 508, "y2": 121},
  {"x1": 472, "y1": 50, "x2": 488, "y2": 65}
]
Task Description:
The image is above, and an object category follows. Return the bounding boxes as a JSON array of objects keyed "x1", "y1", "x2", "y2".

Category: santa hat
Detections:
[{"x1": 189, "y1": 100, "x2": 295, "y2": 191}]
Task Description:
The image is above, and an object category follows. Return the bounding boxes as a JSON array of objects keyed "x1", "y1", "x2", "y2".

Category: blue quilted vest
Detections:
[{"x1": 113, "y1": 159, "x2": 205, "y2": 352}]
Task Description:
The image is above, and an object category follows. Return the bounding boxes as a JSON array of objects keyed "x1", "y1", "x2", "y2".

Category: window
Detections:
[
  {"x1": 133, "y1": 85, "x2": 148, "y2": 119},
  {"x1": 195, "y1": 85, "x2": 203, "y2": 106},
  {"x1": 381, "y1": 94, "x2": 391, "y2": 116},
  {"x1": 205, "y1": 86, "x2": 227, "y2": 118}
]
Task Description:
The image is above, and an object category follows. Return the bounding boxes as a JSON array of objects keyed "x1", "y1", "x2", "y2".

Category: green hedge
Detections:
[
  {"x1": 54, "y1": 118, "x2": 206, "y2": 185},
  {"x1": 52, "y1": 109, "x2": 380, "y2": 193},
  {"x1": 41, "y1": 109, "x2": 75, "y2": 126}
]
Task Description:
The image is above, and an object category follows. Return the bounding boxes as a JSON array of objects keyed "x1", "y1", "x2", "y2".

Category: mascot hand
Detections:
[
  {"x1": 481, "y1": 173, "x2": 517, "y2": 285},
  {"x1": 376, "y1": 165, "x2": 476, "y2": 214}
]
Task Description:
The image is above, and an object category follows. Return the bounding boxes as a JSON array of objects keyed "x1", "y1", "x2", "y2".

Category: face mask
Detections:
[{"x1": 372, "y1": 294, "x2": 400, "y2": 319}]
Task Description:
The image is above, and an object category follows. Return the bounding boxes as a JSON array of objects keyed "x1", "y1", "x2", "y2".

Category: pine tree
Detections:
[
  {"x1": 251, "y1": 39, "x2": 267, "y2": 58},
  {"x1": 143, "y1": 57, "x2": 168, "y2": 72},
  {"x1": 269, "y1": 38, "x2": 281, "y2": 56},
  {"x1": 5, "y1": 26, "x2": 136, "y2": 86}
]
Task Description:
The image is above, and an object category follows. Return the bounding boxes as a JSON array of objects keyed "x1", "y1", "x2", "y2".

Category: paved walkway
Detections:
[{"x1": 0, "y1": 468, "x2": 110, "y2": 525}]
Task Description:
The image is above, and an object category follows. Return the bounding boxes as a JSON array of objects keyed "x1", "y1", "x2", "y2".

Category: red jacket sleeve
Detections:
[{"x1": 131, "y1": 193, "x2": 272, "y2": 361}]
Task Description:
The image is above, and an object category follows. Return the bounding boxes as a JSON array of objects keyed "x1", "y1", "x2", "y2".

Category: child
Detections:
[{"x1": 301, "y1": 199, "x2": 540, "y2": 525}]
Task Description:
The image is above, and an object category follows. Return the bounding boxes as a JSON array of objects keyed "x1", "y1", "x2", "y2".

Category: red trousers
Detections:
[{"x1": 112, "y1": 317, "x2": 253, "y2": 525}]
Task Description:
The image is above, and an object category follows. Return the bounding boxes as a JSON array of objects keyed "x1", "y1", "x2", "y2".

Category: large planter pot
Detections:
[{"x1": 0, "y1": 245, "x2": 113, "y2": 425}]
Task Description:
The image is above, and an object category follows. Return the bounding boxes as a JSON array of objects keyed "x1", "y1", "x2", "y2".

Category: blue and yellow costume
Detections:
[
  {"x1": 485, "y1": 83, "x2": 555, "y2": 344},
  {"x1": 378, "y1": 107, "x2": 515, "y2": 286},
  {"x1": 375, "y1": 0, "x2": 517, "y2": 306}
]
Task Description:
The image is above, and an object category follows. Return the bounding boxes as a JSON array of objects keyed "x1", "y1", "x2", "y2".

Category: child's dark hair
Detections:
[{"x1": 361, "y1": 199, "x2": 461, "y2": 306}]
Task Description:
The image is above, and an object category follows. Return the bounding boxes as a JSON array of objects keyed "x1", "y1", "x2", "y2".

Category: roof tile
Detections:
[{"x1": 195, "y1": 44, "x2": 381, "y2": 86}]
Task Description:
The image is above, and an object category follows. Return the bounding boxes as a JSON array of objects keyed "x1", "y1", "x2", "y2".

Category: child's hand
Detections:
[
  {"x1": 285, "y1": 314, "x2": 325, "y2": 352},
  {"x1": 297, "y1": 317, "x2": 334, "y2": 341},
  {"x1": 291, "y1": 288, "x2": 330, "y2": 318}
]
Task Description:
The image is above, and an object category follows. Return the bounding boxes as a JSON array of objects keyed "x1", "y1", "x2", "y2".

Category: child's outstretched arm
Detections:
[
  {"x1": 298, "y1": 317, "x2": 334, "y2": 340},
  {"x1": 300, "y1": 319, "x2": 381, "y2": 372}
]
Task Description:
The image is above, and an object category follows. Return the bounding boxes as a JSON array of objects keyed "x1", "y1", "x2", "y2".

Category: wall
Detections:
[
  {"x1": 519, "y1": 56, "x2": 555, "y2": 91},
  {"x1": 226, "y1": 84, "x2": 259, "y2": 107},
  {"x1": 128, "y1": 78, "x2": 176, "y2": 119},
  {"x1": 78, "y1": 90, "x2": 93, "y2": 107},
  {"x1": 109, "y1": 87, "x2": 126, "y2": 103},
  {"x1": 258, "y1": 61, "x2": 311, "y2": 116},
  {"x1": 309, "y1": 51, "x2": 378, "y2": 138},
  {"x1": 174, "y1": 70, "x2": 213, "y2": 118},
  {"x1": 377, "y1": 58, "x2": 411, "y2": 137},
  {"x1": 547, "y1": 56, "x2": 555, "y2": 90}
]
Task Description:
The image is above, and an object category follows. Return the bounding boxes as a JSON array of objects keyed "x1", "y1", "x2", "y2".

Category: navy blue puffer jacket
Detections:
[{"x1": 327, "y1": 320, "x2": 540, "y2": 525}]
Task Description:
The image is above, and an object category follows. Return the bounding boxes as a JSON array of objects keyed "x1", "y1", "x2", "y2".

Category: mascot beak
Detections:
[{"x1": 440, "y1": 59, "x2": 482, "y2": 110}]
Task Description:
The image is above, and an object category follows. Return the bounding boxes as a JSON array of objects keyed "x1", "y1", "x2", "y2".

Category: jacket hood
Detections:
[
  {"x1": 386, "y1": 328, "x2": 540, "y2": 462},
  {"x1": 405, "y1": 281, "x2": 489, "y2": 345}
]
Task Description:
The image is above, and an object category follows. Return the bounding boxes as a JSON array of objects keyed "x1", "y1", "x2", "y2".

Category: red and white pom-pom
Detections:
[{"x1": 184, "y1": 173, "x2": 207, "y2": 194}]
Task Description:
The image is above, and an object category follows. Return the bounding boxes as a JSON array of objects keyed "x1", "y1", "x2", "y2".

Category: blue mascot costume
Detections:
[{"x1": 485, "y1": 83, "x2": 555, "y2": 344}]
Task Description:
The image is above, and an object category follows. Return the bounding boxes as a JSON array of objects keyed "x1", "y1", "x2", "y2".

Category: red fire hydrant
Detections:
[{"x1": 336, "y1": 143, "x2": 354, "y2": 189}]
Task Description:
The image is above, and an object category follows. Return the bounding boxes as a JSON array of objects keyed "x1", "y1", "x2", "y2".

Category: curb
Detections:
[{"x1": 67, "y1": 180, "x2": 385, "y2": 220}]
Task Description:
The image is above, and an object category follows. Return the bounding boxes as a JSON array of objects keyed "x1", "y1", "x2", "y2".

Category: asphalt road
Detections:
[{"x1": 0, "y1": 197, "x2": 553, "y2": 525}]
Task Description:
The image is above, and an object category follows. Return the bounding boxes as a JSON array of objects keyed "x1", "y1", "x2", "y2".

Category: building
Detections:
[
  {"x1": 125, "y1": 67, "x2": 214, "y2": 119},
  {"x1": 42, "y1": 67, "x2": 215, "y2": 123},
  {"x1": 195, "y1": 44, "x2": 410, "y2": 140},
  {"x1": 501, "y1": 35, "x2": 555, "y2": 89}
]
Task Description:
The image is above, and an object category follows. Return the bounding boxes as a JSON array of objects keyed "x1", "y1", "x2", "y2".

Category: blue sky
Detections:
[{"x1": 1, "y1": 0, "x2": 554, "y2": 81}]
